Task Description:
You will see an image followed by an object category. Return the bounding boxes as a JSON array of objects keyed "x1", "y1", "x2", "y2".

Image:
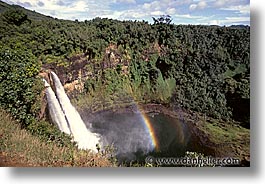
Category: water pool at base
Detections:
[{"x1": 86, "y1": 110, "x2": 205, "y2": 163}]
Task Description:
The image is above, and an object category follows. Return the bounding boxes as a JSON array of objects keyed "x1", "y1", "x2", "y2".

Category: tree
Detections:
[
  {"x1": 152, "y1": 15, "x2": 172, "y2": 25},
  {"x1": 3, "y1": 9, "x2": 29, "y2": 26}
]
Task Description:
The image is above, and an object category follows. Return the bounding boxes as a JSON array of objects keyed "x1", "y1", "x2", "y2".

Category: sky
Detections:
[{"x1": 2, "y1": 0, "x2": 250, "y2": 25}]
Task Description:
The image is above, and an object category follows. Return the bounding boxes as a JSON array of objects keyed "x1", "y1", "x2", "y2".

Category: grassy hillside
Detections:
[{"x1": 0, "y1": 108, "x2": 114, "y2": 167}]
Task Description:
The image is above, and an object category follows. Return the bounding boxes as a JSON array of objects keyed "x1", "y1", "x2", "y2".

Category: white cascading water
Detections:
[
  {"x1": 50, "y1": 71, "x2": 100, "y2": 152},
  {"x1": 43, "y1": 79, "x2": 71, "y2": 135}
]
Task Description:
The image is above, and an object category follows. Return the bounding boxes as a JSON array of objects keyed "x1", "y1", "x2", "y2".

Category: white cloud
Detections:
[
  {"x1": 117, "y1": 0, "x2": 179, "y2": 20},
  {"x1": 119, "y1": 0, "x2": 194, "y2": 20},
  {"x1": 221, "y1": 4, "x2": 250, "y2": 14},
  {"x1": 114, "y1": 0, "x2": 136, "y2": 4},
  {"x1": 2, "y1": 0, "x2": 195, "y2": 21},
  {"x1": 214, "y1": 0, "x2": 229, "y2": 8},
  {"x1": 224, "y1": 16, "x2": 249, "y2": 23},
  {"x1": 142, "y1": 0, "x2": 192, "y2": 12},
  {"x1": 214, "y1": 0, "x2": 248, "y2": 8},
  {"x1": 189, "y1": 4, "x2": 197, "y2": 11},
  {"x1": 174, "y1": 14, "x2": 204, "y2": 19},
  {"x1": 189, "y1": 1, "x2": 207, "y2": 11},
  {"x1": 2, "y1": 0, "x2": 250, "y2": 25},
  {"x1": 68, "y1": 1, "x2": 89, "y2": 11},
  {"x1": 34, "y1": 0, "x2": 90, "y2": 20},
  {"x1": 209, "y1": 19, "x2": 220, "y2": 25},
  {"x1": 120, "y1": 10, "x2": 147, "y2": 19},
  {"x1": 150, "y1": 10, "x2": 164, "y2": 16},
  {"x1": 198, "y1": 1, "x2": 207, "y2": 9},
  {"x1": 142, "y1": 1, "x2": 161, "y2": 11},
  {"x1": 99, "y1": 11, "x2": 124, "y2": 19},
  {"x1": 37, "y1": 1, "x2": 44, "y2": 7},
  {"x1": 206, "y1": 16, "x2": 249, "y2": 25},
  {"x1": 166, "y1": 7, "x2": 176, "y2": 15},
  {"x1": 143, "y1": 3, "x2": 152, "y2": 10}
]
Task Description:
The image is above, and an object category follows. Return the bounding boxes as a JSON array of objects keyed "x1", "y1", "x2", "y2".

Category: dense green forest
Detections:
[{"x1": 0, "y1": 0, "x2": 250, "y2": 143}]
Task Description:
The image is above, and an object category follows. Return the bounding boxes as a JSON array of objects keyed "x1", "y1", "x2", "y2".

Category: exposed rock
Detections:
[
  {"x1": 42, "y1": 53, "x2": 91, "y2": 86},
  {"x1": 64, "y1": 79, "x2": 84, "y2": 97}
]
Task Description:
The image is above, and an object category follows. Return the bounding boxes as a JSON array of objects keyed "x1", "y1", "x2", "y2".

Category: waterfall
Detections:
[
  {"x1": 43, "y1": 79, "x2": 71, "y2": 135},
  {"x1": 43, "y1": 72, "x2": 100, "y2": 152}
]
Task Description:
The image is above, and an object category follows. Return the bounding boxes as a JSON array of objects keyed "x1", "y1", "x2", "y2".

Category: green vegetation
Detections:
[
  {"x1": 2, "y1": 8, "x2": 29, "y2": 26},
  {"x1": 0, "y1": 1, "x2": 250, "y2": 166},
  {"x1": 196, "y1": 117, "x2": 250, "y2": 164},
  {"x1": 201, "y1": 120, "x2": 249, "y2": 144},
  {"x1": 0, "y1": 46, "x2": 41, "y2": 125}
]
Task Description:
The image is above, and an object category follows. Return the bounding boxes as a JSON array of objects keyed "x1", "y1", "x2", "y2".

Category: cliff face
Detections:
[
  {"x1": 41, "y1": 43, "x2": 130, "y2": 97},
  {"x1": 42, "y1": 54, "x2": 90, "y2": 85}
]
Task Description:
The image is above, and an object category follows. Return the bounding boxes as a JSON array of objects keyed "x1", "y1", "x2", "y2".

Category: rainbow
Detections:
[{"x1": 137, "y1": 105, "x2": 159, "y2": 152}]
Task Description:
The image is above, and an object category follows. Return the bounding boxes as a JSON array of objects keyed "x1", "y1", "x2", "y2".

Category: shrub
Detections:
[{"x1": 0, "y1": 46, "x2": 41, "y2": 126}]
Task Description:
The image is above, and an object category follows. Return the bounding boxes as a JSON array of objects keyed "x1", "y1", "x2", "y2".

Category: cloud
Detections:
[
  {"x1": 114, "y1": 0, "x2": 136, "y2": 4},
  {"x1": 189, "y1": 4, "x2": 197, "y2": 11},
  {"x1": 142, "y1": 1, "x2": 161, "y2": 11},
  {"x1": 37, "y1": 1, "x2": 44, "y2": 7},
  {"x1": 150, "y1": 10, "x2": 164, "y2": 16},
  {"x1": 214, "y1": 0, "x2": 229, "y2": 8},
  {"x1": 70, "y1": 1, "x2": 89, "y2": 11},
  {"x1": 166, "y1": 7, "x2": 176, "y2": 15},
  {"x1": 56, "y1": 0, "x2": 65, "y2": 6},
  {"x1": 13, "y1": 0, "x2": 90, "y2": 20},
  {"x1": 121, "y1": 11, "x2": 144, "y2": 19},
  {"x1": 223, "y1": 16, "x2": 249, "y2": 24},
  {"x1": 198, "y1": 1, "x2": 207, "y2": 9},
  {"x1": 214, "y1": 0, "x2": 249, "y2": 8},
  {"x1": 121, "y1": 0, "x2": 193, "y2": 20},
  {"x1": 16, "y1": 1, "x2": 32, "y2": 7},
  {"x1": 208, "y1": 19, "x2": 220, "y2": 25},
  {"x1": 1, "y1": 0, "x2": 250, "y2": 25},
  {"x1": 221, "y1": 4, "x2": 250, "y2": 14},
  {"x1": 174, "y1": 14, "x2": 205, "y2": 19},
  {"x1": 189, "y1": 1, "x2": 207, "y2": 11},
  {"x1": 207, "y1": 16, "x2": 249, "y2": 25}
]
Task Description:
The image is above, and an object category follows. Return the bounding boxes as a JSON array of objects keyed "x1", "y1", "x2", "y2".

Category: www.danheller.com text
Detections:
[{"x1": 145, "y1": 156, "x2": 241, "y2": 166}]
